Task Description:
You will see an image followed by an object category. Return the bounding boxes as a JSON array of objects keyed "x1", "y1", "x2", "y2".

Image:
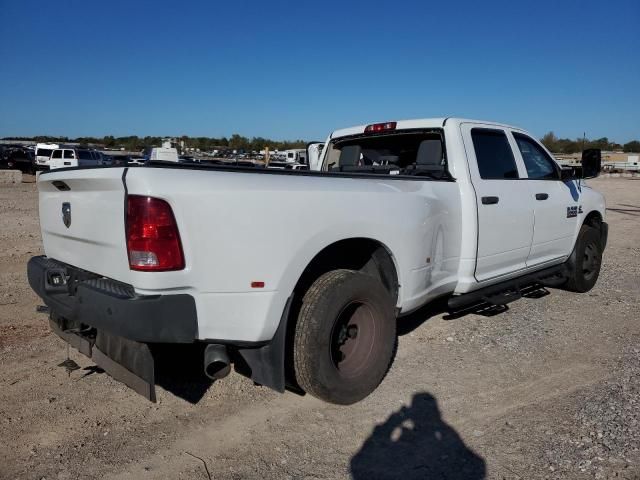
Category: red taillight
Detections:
[
  {"x1": 364, "y1": 121, "x2": 397, "y2": 133},
  {"x1": 126, "y1": 195, "x2": 185, "y2": 271}
]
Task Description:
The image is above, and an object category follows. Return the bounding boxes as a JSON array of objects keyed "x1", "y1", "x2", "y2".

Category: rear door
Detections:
[
  {"x1": 461, "y1": 124, "x2": 533, "y2": 282},
  {"x1": 62, "y1": 149, "x2": 77, "y2": 167},
  {"x1": 510, "y1": 131, "x2": 579, "y2": 266},
  {"x1": 50, "y1": 149, "x2": 63, "y2": 169}
]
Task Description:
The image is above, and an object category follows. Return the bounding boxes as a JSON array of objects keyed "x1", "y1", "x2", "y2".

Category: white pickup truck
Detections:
[{"x1": 28, "y1": 118, "x2": 607, "y2": 404}]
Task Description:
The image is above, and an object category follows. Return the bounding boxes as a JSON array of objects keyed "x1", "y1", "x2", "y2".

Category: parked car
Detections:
[
  {"x1": 28, "y1": 118, "x2": 607, "y2": 405},
  {"x1": 108, "y1": 154, "x2": 131, "y2": 167},
  {"x1": 3, "y1": 148, "x2": 36, "y2": 173},
  {"x1": 99, "y1": 152, "x2": 113, "y2": 166},
  {"x1": 0, "y1": 145, "x2": 11, "y2": 163},
  {"x1": 127, "y1": 156, "x2": 146, "y2": 166}
]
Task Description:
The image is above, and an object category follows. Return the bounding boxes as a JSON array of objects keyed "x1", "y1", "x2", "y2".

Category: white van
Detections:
[
  {"x1": 283, "y1": 149, "x2": 307, "y2": 164},
  {"x1": 148, "y1": 147, "x2": 179, "y2": 162},
  {"x1": 49, "y1": 148, "x2": 104, "y2": 169},
  {"x1": 35, "y1": 143, "x2": 59, "y2": 169}
]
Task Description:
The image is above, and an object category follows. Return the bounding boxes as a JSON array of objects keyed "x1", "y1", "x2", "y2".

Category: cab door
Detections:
[
  {"x1": 509, "y1": 131, "x2": 579, "y2": 266},
  {"x1": 461, "y1": 124, "x2": 533, "y2": 282}
]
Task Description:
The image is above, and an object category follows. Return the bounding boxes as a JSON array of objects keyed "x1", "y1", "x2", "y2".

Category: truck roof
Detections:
[{"x1": 330, "y1": 117, "x2": 521, "y2": 139}]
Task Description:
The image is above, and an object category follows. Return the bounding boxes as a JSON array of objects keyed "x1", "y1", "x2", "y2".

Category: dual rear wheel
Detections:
[{"x1": 293, "y1": 269, "x2": 396, "y2": 405}]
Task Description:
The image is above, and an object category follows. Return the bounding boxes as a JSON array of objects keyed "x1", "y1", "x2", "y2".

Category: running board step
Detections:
[
  {"x1": 448, "y1": 263, "x2": 567, "y2": 311},
  {"x1": 482, "y1": 289, "x2": 521, "y2": 306}
]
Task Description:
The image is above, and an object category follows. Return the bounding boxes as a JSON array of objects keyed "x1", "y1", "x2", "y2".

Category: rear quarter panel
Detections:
[{"x1": 125, "y1": 167, "x2": 462, "y2": 341}]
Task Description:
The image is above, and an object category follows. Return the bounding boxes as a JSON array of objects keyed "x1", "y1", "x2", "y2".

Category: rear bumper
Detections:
[{"x1": 27, "y1": 256, "x2": 198, "y2": 343}]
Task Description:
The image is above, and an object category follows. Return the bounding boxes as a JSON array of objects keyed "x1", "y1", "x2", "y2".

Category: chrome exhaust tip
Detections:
[{"x1": 203, "y1": 344, "x2": 231, "y2": 380}]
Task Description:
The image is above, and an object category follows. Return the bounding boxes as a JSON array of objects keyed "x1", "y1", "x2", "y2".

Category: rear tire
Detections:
[
  {"x1": 293, "y1": 269, "x2": 396, "y2": 405},
  {"x1": 564, "y1": 225, "x2": 602, "y2": 292}
]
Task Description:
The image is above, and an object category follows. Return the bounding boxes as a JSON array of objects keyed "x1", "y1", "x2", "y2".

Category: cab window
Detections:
[
  {"x1": 471, "y1": 128, "x2": 519, "y2": 179},
  {"x1": 325, "y1": 131, "x2": 446, "y2": 177},
  {"x1": 51, "y1": 150, "x2": 62, "y2": 159},
  {"x1": 513, "y1": 133, "x2": 559, "y2": 180},
  {"x1": 63, "y1": 150, "x2": 75, "y2": 159}
]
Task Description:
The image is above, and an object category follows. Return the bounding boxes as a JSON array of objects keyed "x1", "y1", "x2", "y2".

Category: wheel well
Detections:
[
  {"x1": 584, "y1": 211, "x2": 603, "y2": 230},
  {"x1": 282, "y1": 238, "x2": 399, "y2": 392},
  {"x1": 293, "y1": 238, "x2": 399, "y2": 303}
]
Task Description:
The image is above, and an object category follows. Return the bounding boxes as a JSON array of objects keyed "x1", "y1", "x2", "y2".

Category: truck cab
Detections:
[{"x1": 319, "y1": 118, "x2": 605, "y2": 296}]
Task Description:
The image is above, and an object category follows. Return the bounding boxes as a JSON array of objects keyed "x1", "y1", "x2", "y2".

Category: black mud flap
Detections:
[
  {"x1": 49, "y1": 319, "x2": 157, "y2": 402},
  {"x1": 235, "y1": 296, "x2": 291, "y2": 393}
]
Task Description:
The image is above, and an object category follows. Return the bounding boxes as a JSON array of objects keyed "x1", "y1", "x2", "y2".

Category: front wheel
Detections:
[
  {"x1": 293, "y1": 269, "x2": 396, "y2": 405},
  {"x1": 564, "y1": 225, "x2": 603, "y2": 292}
]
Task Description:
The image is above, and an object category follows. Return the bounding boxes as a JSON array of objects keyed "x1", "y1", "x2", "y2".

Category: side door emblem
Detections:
[
  {"x1": 62, "y1": 202, "x2": 71, "y2": 228},
  {"x1": 566, "y1": 205, "x2": 583, "y2": 218}
]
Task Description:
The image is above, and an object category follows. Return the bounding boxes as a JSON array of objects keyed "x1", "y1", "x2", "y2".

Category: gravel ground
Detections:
[{"x1": 0, "y1": 176, "x2": 639, "y2": 479}]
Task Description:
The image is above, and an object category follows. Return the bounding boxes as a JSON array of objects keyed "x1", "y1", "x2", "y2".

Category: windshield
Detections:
[
  {"x1": 36, "y1": 148, "x2": 54, "y2": 158},
  {"x1": 323, "y1": 130, "x2": 448, "y2": 177}
]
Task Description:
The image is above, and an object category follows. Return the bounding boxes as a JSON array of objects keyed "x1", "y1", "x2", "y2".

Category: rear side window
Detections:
[
  {"x1": 471, "y1": 129, "x2": 519, "y2": 179},
  {"x1": 51, "y1": 150, "x2": 62, "y2": 159},
  {"x1": 513, "y1": 133, "x2": 559, "y2": 180},
  {"x1": 63, "y1": 150, "x2": 75, "y2": 159},
  {"x1": 78, "y1": 150, "x2": 93, "y2": 160}
]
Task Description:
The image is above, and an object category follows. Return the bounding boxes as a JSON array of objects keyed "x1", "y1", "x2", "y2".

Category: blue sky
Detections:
[{"x1": 1, "y1": 0, "x2": 638, "y2": 142}]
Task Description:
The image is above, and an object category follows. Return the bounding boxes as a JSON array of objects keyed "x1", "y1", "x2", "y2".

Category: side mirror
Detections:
[
  {"x1": 581, "y1": 148, "x2": 602, "y2": 179},
  {"x1": 560, "y1": 167, "x2": 578, "y2": 181},
  {"x1": 306, "y1": 141, "x2": 325, "y2": 171}
]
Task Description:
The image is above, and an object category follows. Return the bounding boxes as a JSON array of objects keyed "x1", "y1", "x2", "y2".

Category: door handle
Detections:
[
  {"x1": 535, "y1": 193, "x2": 549, "y2": 200},
  {"x1": 481, "y1": 196, "x2": 499, "y2": 205}
]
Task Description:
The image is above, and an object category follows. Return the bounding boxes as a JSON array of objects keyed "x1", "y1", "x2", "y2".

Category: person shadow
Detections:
[{"x1": 350, "y1": 392, "x2": 486, "y2": 479}]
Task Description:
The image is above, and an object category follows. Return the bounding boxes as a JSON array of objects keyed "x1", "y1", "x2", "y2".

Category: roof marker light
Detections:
[{"x1": 364, "y1": 121, "x2": 397, "y2": 133}]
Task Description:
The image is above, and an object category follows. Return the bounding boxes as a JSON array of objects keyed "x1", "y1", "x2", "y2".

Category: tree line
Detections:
[
  {"x1": 4, "y1": 133, "x2": 639, "y2": 154},
  {"x1": 540, "y1": 132, "x2": 640, "y2": 154},
  {"x1": 3, "y1": 134, "x2": 308, "y2": 152}
]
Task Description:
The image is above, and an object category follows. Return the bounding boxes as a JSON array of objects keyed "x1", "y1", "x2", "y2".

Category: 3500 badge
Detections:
[{"x1": 567, "y1": 205, "x2": 583, "y2": 218}]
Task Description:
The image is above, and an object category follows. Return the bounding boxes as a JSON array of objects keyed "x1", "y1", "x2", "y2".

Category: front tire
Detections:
[
  {"x1": 293, "y1": 269, "x2": 396, "y2": 405},
  {"x1": 564, "y1": 224, "x2": 603, "y2": 292}
]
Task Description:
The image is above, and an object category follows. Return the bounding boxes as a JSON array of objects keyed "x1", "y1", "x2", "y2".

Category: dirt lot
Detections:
[{"x1": 1, "y1": 177, "x2": 639, "y2": 479}]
